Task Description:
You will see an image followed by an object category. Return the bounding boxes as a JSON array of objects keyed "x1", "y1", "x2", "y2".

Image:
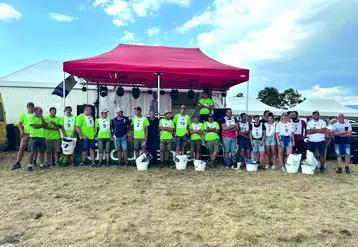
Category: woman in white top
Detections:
[
  {"x1": 276, "y1": 113, "x2": 295, "y2": 171},
  {"x1": 264, "y1": 115, "x2": 277, "y2": 170}
]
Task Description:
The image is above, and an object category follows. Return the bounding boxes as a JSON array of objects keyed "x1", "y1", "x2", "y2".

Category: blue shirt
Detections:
[
  {"x1": 332, "y1": 122, "x2": 352, "y2": 144},
  {"x1": 112, "y1": 117, "x2": 129, "y2": 138}
]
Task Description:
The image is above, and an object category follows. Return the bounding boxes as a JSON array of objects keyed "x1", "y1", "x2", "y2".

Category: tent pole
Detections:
[
  {"x1": 63, "y1": 72, "x2": 66, "y2": 112},
  {"x1": 157, "y1": 73, "x2": 161, "y2": 115},
  {"x1": 246, "y1": 80, "x2": 250, "y2": 115},
  {"x1": 95, "y1": 83, "x2": 100, "y2": 118}
]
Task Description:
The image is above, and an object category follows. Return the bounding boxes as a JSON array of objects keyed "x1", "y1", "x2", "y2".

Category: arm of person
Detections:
[
  {"x1": 342, "y1": 130, "x2": 353, "y2": 137},
  {"x1": 145, "y1": 126, "x2": 148, "y2": 142},
  {"x1": 276, "y1": 132, "x2": 281, "y2": 146},
  {"x1": 261, "y1": 132, "x2": 266, "y2": 146},
  {"x1": 61, "y1": 126, "x2": 67, "y2": 137},
  {"x1": 291, "y1": 131, "x2": 295, "y2": 147},
  {"x1": 75, "y1": 126, "x2": 87, "y2": 139},
  {"x1": 221, "y1": 123, "x2": 234, "y2": 131},
  {"x1": 18, "y1": 121, "x2": 25, "y2": 137},
  {"x1": 306, "y1": 128, "x2": 317, "y2": 134},
  {"x1": 250, "y1": 131, "x2": 253, "y2": 145},
  {"x1": 332, "y1": 129, "x2": 348, "y2": 136}
]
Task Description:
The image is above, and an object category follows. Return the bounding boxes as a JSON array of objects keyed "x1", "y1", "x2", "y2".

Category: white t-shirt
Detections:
[
  {"x1": 306, "y1": 119, "x2": 326, "y2": 142},
  {"x1": 276, "y1": 122, "x2": 294, "y2": 136},
  {"x1": 265, "y1": 122, "x2": 276, "y2": 137}
]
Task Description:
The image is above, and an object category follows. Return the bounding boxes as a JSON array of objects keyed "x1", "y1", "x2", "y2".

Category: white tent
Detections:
[
  {"x1": 288, "y1": 99, "x2": 358, "y2": 117},
  {"x1": 226, "y1": 97, "x2": 283, "y2": 116}
]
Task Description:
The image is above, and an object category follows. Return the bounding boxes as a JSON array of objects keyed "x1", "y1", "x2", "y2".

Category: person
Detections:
[
  {"x1": 44, "y1": 107, "x2": 63, "y2": 167},
  {"x1": 287, "y1": 111, "x2": 292, "y2": 122},
  {"x1": 159, "y1": 110, "x2": 175, "y2": 168},
  {"x1": 259, "y1": 110, "x2": 270, "y2": 124},
  {"x1": 203, "y1": 114, "x2": 220, "y2": 168},
  {"x1": 75, "y1": 105, "x2": 96, "y2": 166},
  {"x1": 238, "y1": 113, "x2": 252, "y2": 165},
  {"x1": 276, "y1": 112, "x2": 295, "y2": 171},
  {"x1": 290, "y1": 111, "x2": 307, "y2": 154},
  {"x1": 96, "y1": 109, "x2": 111, "y2": 166},
  {"x1": 189, "y1": 115, "x2": 203, "y2": 160},
  {"x1": 148, "y1": 110, "x2": 159, "y2": 166},
  {"x1": 332, "y1": 113, "x2": 352, "y2": 174},
  {"x1": 324, "y1": 120, "x2": 332, "y2": 160},
  {"x1": 306, "y1": 110, "x2": 327, "y2": 173},
  {"x1": 61, "y1": 106, "x2": 76, "y2": 166},
  {"x1": 248, "y1": 116, "x2": 253, "y2": 123},
  {"x1": 264, "y1": 114, "x2": 277, "y2": 170},
  {"x1": 12, "y1": 102, "x2": 35, "y2": 170},
  {"x1": 220, "y1": 108, "x2": 239, "y2": 168},
  {"x1": 112, "y1": 108, "x2": 130, "y2": 166},
  {"x1": 250, "y1": 115, "x2": 266, "y2": 169},
  {"x1": 131, "y1": 106, "x2": 150, "y2": 159},
  {"x1": 27, "y1": 107, "x2": 48, "y2": 171},
  {"x1": 173, "y1": 105, "x2": 191, "y2": 156},
  {"x1": 197, "y1": 90, "x2": 214, "y2": 123},
  {"x1": 149, "y1": 92, "x2": 158, "y2": 114}
]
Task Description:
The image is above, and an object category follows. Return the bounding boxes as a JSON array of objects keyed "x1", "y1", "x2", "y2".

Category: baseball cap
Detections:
[
  {"x1": 27, "y1": 102, "x2": 34, "y2": 107},
  {"x1": 164, "y1": 110, "x2": 171, "y2": 114},
  {"x1": 101, "y1": 109, "x2": 109, "y2": 113},
  {"x1": 116, "y1": 108, "x2": 123, "y2": 112},
  {"x1": 134, "y1": 106, "x2": 142, "y2": 112},
  {"x1": 180, "y1": 105, "x2": 186, "y2": 109},
  {"x1": 312, "y1": 110, "x2": 320, "y2": 115},
  {"x1": 208, "y1": 114, "x2": 214, "y2": 118}
]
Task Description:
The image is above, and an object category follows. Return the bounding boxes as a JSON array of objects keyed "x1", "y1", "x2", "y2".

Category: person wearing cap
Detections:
[
  {"x1": 197, "y1": 90, "x2": 214, "y2": 123},
  {"x1": 203, "y1": 114, "x2": 220, "y2": 168},
  {"x1": 75, "y1": 105, "x2": 96, "y2": 166},
  {"x1": 290, "y1": 111, "x2": 307, "y2": 154},
  {"x1": 44, "y1": 107, "x2": 64, "y2": 167},
  {"x1": 276, "y1": 112, "x2": 295, "y2": 171},
  {"x1": 131, "y1": 106, "x2": 150, "y2": 159},
  {"x1": 306, "y1": 110, "x2": 327, "y2": 173},
  {"x1": 189, "y1": 115, "x2": 203, "y2": 160},
  {"x1": 149, "y1": 92, "x2": 159, "y2": 114},
  {"x1": 60, "y1": 106, "x2": 76, "y2": 166},
  {"x1": 159, "y1": 110, "x2": 175, "y2": 167},
  {"x1": 173, "y1": 105, "x2": 191, "y2": 156},
  {"x1": 12, "y1": 102, "x2": 35, "y2": 170},
  {"x1": 96, "y1": 109, "x2": 112, "y2": 166},
  {"x1": 112, "y1": 108, "x2": 130, "y2": 166},
  {"x1": 148, "y1": 110, "x2": 159, "y2": 166},
  {"x1": 220, "y1": 108, "x2": 239, "y2": 168}
]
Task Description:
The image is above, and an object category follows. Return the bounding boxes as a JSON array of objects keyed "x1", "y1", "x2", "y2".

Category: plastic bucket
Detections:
[
  {"x1": 301, "y1": 165, "x2": 315, "y2": 175},
  {"x1": 285, "y1": 163, "x2": 300, "y2": 173},
  {"x1": 246, "y1": 164, "x2": 258, "y2": 172},
  {"x1": 194, "y1": 160, "x2": 206, "y2": 171},
  {"x1": 61, "y1": 138, "x2": 77, "y2": 155},
  {"x1": 174, "y1": 155, "x2": 188, "y2": 170},
  {"x1": 136, "y1": 161, "x2": 149, "y2": 171}
]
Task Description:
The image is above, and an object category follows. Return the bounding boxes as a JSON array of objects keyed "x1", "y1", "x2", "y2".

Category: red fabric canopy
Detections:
[{"x1": 63, "y1": 44, "x2": 249, "y2": 91}]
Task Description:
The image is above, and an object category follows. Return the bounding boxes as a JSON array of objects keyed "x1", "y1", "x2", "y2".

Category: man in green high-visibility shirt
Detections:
[
  {"x1": 197, "y1": 90, "x2": 214, "y2": 123},
  {"x1": 96, "y1": 109, "x2": 112, "y2": 166},
  {"x1": 60, "y1": 106, "x2": 76, "y2": 166},
  {"x1": 189, "y1": 115, "x2": 203, "y2": 160},
  {"x1": 131, "y1": 106, "x2": 150, "y2": 159},
  {"x1": 173, "y1": 105, "x2": 191, "y2": 156},
  {"x1": 159, "y1": 110, "x2": 175, "y2": 168},
  {"x1": 75, "y1": 105, "x2": 96, "y2": 166},
  {"x1": 203, "y1": 114, "x2": 220, "y2": 168}
]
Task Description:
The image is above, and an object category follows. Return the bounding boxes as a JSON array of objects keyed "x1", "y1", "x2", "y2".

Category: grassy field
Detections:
[{"x1": 1, "y1": 151, "x2": 358, "y2": 247}]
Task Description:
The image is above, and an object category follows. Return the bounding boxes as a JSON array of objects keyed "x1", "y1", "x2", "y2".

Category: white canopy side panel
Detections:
[{"x1": 226, "y1": 97, "x2": 283, "y2": 116}]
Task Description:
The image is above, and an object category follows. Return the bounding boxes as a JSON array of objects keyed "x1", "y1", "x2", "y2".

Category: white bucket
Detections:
[
  {"x1": 174, "y1": 155, "x2": 188, "y2": 170},
  {"x1": 301, "y1": 165, "x2": 316, "y2": 175},
  {"x1": 194, "y1": 160, "x2": 206, "y2": 171},
  {"x1": 61, "y1": 138, "x2": 77, "y2": 155},
  {"x1": 246, "y1": 164, "x2": 258, "y2": 172},
  {"x1": 136, "y1": 161, "x2": 149, "y2": 171},
  {"x1": 285, "y1": 163, "x2": 300, "y2": 173}
]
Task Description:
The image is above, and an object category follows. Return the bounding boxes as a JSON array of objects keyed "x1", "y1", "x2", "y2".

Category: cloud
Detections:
[
  {"x1": 0, "y1": 3, "x2": 21, "y2": 21},
  {"x1": 299, "y1": 85, "x2": 358, "y2": 105},
  {"x1": 94, "y1": 0, "x2": 192, "y2": 27},
  {"x1": 113, "y1": 19, "x2": 127, "y2": 27},
  {"x1": 147, "y1": 26, "x2": 160, "y2": 36},
  {"x1": 122, "y1": 31, "x2": 135, "y2": 41},
  {"x1": 49, "y1": 12, "x2": 78, "y2": 22},
  {"x1": 176, "y1": 10, "x2": 212, "y2": 33}
]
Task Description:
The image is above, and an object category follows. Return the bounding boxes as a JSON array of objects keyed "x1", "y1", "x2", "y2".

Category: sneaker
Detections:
[
  {"x1": 55, "y1": 162, "x2": 60, "y2": 167},
  {"x1": 91, "y1": 163, "x2": 97, "y2": 167},
  {"x1": 319, "y1": 165, "x2": 325, "y2": 173},
  {"x1": 124, "y1": 162, "x2": 129, "y2": 167},
  {"x1": 281, "y1": 166, "x2": 286, "y2": 172},
  {"x1": 159, "y1": 161, "x2": 165, "y2": 168},
  {"x1": 33, "y1": 161, "x2": 38, "y2": 166},
  {"x1": 265, "y1": 165, "x2": 269, "y2": 170},
  {"x1": 271, "y1": 165, "x2": 276, "y2": 170},
  {"x1": 345, "y1": 166, "x2": 350, "y2": 174},
  {"x1": 44, "y1": 163, "x2": 51, "y2": 168},
  {"x1": 39, "y1": 164, "x2": 45, "y2": 169},
  {"x1": 207, "y1": 161, "x2": 214, "y2": 168},
  {"x1": 11, "y1": 162, "x2": 21, "y2": 170},
  {"x1": 28, "y1": 165, "x2": 33, "y2": 172},
  {"x1": 336, "y1": 167, "x2": 342, "y2": 174},
  {"x1": 106, "y1": 162, "x2": 110, "y2": 166},
  {"x1": 52, "y1": 162, "x2": 56, "y2": 166},
  {"x1": 79, "y1": 162, "x2": 85, "y2": 166}
]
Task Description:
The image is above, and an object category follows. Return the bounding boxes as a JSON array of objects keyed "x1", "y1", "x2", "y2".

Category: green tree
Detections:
[
  {"x1": 281, "y1": 88, "x2": 306, "y2": 109},
  {"x1": 257, "y1": 87, "x2": 284, "y2": 108}
]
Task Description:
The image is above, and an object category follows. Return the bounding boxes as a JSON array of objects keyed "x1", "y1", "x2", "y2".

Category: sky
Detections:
[{"x1": 1, "y1": 0, "x2": 358, "y2": 105}]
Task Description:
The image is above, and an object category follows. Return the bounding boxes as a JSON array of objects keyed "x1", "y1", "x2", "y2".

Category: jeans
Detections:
[
  {"x1": 222, "y1": 137, "x2": 236, "y2": 153},
  {"x1": 334, "y1": 144, "x2": 350, "y2": 157}
]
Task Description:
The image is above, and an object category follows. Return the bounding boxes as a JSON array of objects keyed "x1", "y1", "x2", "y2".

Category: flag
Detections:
[{"x1": 52, "y1": 75, "x2": 77, "y2": 98}]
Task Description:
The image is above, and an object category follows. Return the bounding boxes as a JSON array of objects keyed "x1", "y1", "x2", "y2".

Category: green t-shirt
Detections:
[
  {"x1": 75, "y1": 114, "x2": 95, "y2": 139},
  {"x1": 131, "y1": 116, "x2": 150, "y2": 139},
  {"x1": 96, "y1": 118, "x2": 111, "y2": 139},
  {"x1": 203, "y1": 121, "x2": 220, "y2": 141},
  {"x1": 44, "y1": 116, "x2": 62, "y2": 140},
  {"x1": 173, "y1": 114, "x2": 191, "y2": 137},
  {"x1": 61, "y1": 115, "x2": 76, "y2": 137},
  {"x1": 159, "y1": 118, "x2": 174, "y2": 140},
  {"x1": 190, "y1": 122, "x2": 203, "y2": 140},
  {"x1": 18, "y1": 112, "x2": 34, "y2": 134},
  {"x1": 198, "y1": 98, "x2": 214, "y2": 115},
  {"x1": 28, "y1": 116, "x2": 45, "y2": 138}
]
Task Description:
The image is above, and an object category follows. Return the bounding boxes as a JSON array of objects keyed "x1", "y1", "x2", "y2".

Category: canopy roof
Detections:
[
  {"x1": 288, "y1": 99, "x2": 358, "y2": 117},
  {"x1": 227, "y1": 97, "x2": 283, "y2": 116},
  {"x1": 63, "y1": 44, "x2": 249, "y2": 91}
]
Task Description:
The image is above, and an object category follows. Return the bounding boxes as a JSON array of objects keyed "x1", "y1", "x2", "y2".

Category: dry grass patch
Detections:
[{"x1": 1, "y1": 151, "x2": 358, "y2": 246}]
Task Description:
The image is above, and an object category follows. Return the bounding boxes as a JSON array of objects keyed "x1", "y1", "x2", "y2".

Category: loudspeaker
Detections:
[
  {"x1": 213, "y1": 108, "x2": 228, "y2": 123},
  {"x1": 77, "y1": 104, "x2": 96, "y2": 119}
]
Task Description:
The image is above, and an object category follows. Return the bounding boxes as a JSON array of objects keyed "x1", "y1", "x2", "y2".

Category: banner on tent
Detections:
[{"x1": 52, "y1": 75, "x2": 77, "y2": 98}]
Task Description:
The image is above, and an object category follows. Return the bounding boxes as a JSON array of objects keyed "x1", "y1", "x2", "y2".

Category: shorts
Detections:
[
  {"x1": 98, "y1": 138, "x2": 111, "y2": 153},
  {"x1": 222, "y1": 137, "x2": 236, "y2": 153},
  {"x1": 199, "y1": 114, "x2": 209, "y2": 123},
  {"x1": 334, "y1": 144, "x2": 350, "y2": 157},
  {"x1": 46, "y1": 139, "x2": 61, "y2": 153},
  {"x1": 134, "y1": 139, "x2": 147, "y2": 149},
  {"x1": 115, "y1": 136, "x2": 128, "y2": 151},
  {"x1": 160, "y1": 139, "x2": 172, "y2": 152},
  {"x1": 265, "y1": 135, "x2": 276, "y2": 146},
  {"x1": 252, "y1": 139, "x2": 265, "y2": 153},
  {"x1": 280, "y1": 136, "x2": 293, "y2": 148},
  {"x1": 190, "y1": 139, "x2": 201, "y2": 150},
  {"x1": 294, "y1": 139, "x2": 306, "y2": 153},
  {"x1": 30, "y1": 137, "x2": 46, "y2": 153},
  {"x1": 19, "y1": 134, "x2": 30, "y2": 152},
  {"x1": 308, "y1": 141, "x2": 326, "y2": 155},
  {"x1": 206, "y1": 139, "x2": 220, "y2": 153},
  {"x1": 175, "y1": 135, "x2": 188, "y2": 148},
  {"x1": 238, "y1": 139, "x2": 251, "y2": 151},
  {"x1": 81, "y1": 139, "x2": 95, "y2": 152}
]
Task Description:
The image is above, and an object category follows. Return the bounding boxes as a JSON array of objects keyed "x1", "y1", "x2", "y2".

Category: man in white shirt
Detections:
[{"x1": 306, "y1": 110, "x2": 327, "y2": 173}]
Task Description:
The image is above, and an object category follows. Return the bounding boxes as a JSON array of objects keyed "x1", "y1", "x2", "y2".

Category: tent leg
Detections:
[
  {"x1": 246, "y1": 80, "x2": 250, "y2": 115},
  {"x1": 95, "y1": 83, "x2": 100, "y2": 118},
  {"x1": 63, "y1": 72, "x2": 66, "y2": 111},
  {"x1": 157, "y1": 73, "x2": 161, "y2": 115}
]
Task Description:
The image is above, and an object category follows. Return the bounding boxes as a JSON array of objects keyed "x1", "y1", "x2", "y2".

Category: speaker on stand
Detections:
[{"x1": 77, "y1": 104, "x2": 96, "y2": 119}]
